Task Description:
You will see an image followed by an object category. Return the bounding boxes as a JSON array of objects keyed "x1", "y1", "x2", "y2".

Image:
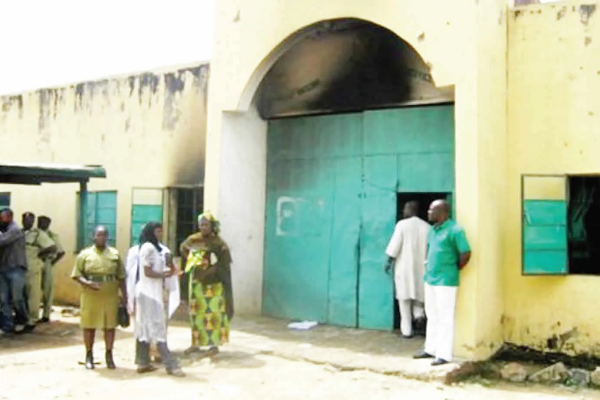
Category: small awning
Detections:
[{"x1": 0, "y1": 163, "x2": 106, "y2": 185}]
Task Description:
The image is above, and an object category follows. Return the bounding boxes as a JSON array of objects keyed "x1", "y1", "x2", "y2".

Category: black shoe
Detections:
[
  {"x1": 22, "y1": 325, "x2": 36, "y2": 333},
  {"x1": 38, "y1": 317, "x2": 50, "y2": 324},
  {"x1": 85, "y1": 351, "x2": 95, "y2": 370},
  {"x1": 413, "y1": 350, "x2": 434, "y2": 359},
  {"x1": 431, "y1": 358, "x2": 449, "y2": 366},
  {"x1": 105, "y1": 350, "x2": 116, "y2": 369}
]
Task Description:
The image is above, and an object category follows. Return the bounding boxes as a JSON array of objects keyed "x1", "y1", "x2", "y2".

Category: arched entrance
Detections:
[{"x1": 248, "y1": 19, "x2": 456, "y2": 331}]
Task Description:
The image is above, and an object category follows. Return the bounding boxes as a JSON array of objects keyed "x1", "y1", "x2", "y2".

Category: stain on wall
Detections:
[
  {"x1": 506, "y1": 2, "x2": 600, "y2": 357},
  {"x1": 0, "y1": 62, "x2": 209, "y2": 305}
]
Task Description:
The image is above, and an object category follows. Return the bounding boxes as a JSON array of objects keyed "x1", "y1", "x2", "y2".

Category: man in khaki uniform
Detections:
[
  {"x1": 38, "y1": 216, "x2": 65, "y2": 323},
  {"x1": 22, "y1": 212, "x2": 56, "y2": 331}
]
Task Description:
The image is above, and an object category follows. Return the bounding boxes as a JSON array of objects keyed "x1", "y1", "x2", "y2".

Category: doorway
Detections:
[{"x1": 392, "y1": 192, "x2": 451, "y2": 331}]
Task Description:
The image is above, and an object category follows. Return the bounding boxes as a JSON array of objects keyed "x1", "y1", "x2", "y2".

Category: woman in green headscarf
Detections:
[{"x1": 180, "y1": 212, "x2": 233, "y2": 357}]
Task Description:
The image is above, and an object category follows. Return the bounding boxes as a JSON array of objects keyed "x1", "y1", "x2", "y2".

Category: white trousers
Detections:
[
  {"x1": 424, "y1": 283, "x2": 457, "y2": 362},
  {"x1": 398, "y1": 299, "x2": 425, "y2": 336}
]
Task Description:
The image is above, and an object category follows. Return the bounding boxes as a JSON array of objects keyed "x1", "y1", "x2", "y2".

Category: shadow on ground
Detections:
[{"x1": 0, "y1": 317, "x2": 134, "y2": 356}]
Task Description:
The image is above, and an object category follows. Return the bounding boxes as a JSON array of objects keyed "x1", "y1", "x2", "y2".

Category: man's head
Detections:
[
  {"x1": 38, "y1": 216, "x2": 51, "y2": 231},
  {"x1": 22, "y1": 212, "x2": 35, "y2": 230},
  {"x1": 0, "y1": 208, "x2": 13, "y2": 228},
  {"x1": 93, "y1": 226, "x2": 109, "y2": 248},
  {"x1": 402, "y1": 201, "x2": 419, "y2": 219},
  {"x1": 427, "y1": 199, "x2": 450, "y2": 224}
]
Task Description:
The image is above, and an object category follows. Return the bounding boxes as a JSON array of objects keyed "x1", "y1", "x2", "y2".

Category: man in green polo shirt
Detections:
[{"x1": 413, "y1": 199, "x2": 471, "y2": 366}]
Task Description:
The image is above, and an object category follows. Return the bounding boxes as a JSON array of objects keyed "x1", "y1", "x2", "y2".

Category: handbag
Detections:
[{"x1": 118, "y1": 304, "x2": 130, "y2": 328}]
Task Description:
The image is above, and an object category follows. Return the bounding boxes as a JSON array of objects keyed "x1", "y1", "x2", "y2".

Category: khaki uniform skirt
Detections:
[{"x1": 79, "y1": 280, "x2": 120, "y2": 329}]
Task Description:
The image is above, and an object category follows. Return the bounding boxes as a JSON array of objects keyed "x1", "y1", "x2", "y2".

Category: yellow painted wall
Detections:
[
  {"x1": 506, "y1": 2, "x2": 600, "y2": 355},
  {"x1": 207, "y1": 0, "x2": 509, "y2": 359},
  {"x1": 0, "y1": 63, "x2": 208, "y2": 305}
]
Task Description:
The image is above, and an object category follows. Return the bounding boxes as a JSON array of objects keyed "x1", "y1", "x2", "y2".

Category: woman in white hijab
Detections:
[{"x1": 130, "y1": 222, "x2": 184, "y2": 376}]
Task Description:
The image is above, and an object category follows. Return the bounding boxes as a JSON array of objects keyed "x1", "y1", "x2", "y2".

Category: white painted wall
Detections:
[{"x1": 218, "y1": 107, "x2": 267, "y2": 314}]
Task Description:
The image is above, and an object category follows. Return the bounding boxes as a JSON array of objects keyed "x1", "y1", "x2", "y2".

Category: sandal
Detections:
[
  {"x1": 137, "y1": 365, "x2": 158, "y2": 374},
  {"x1": 168, "y1": 368, "x2": 186, "y2": 377},
  {"x1": 183, "y1": 346, "x2": 202, "y2": 356},
  {"x1": 205, "y1": 347, "x2": 219, "y2": 357}
]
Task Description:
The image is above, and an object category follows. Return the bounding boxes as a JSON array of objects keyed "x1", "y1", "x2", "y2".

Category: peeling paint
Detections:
[
  {"x1": 514, "y1": 10, "x2": 523, "y2": 20},
  {"x1": 579, "y1": 4, "x2": 596, "y2": 25},
  {"x1": 557, "y1": 6, "x2": 567, "y2": 20}
]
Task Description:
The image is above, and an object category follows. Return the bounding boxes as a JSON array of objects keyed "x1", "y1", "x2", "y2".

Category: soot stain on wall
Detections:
[
  {"x1": 162, "y1": 70, "x2": 188, "y2": 130},
  {"x1": 38, "y1": 89, "x2": 52, "y2": 143},
  {"x1": 1, "y1": 95, "x2": 24, "y2": 119}
]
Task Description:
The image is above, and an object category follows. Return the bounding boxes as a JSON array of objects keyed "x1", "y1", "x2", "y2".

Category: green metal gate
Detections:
[{"x1": 263, "y1": 105, "x2": 455, "y2": 330}]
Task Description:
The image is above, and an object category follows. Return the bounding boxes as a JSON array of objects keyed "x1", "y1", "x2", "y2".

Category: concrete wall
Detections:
[
  {"x1": 505, "y1": 1, "x2": 600, "y2": 356},
  {"x1": 0, "y1": 63, "x2": 209, "y2": 305},
  {"x1": 206, "y1": 0, "x2": 508, "y2": 360}
]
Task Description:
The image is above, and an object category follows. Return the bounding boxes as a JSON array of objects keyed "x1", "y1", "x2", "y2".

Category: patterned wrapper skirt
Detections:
[{"x1": 188, "y1": 279, "x2": 230, "y2": 347}]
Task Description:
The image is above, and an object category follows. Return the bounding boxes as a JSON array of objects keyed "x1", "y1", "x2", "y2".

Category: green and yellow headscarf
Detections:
[{"x1": 198, "y1": 211, "x2": 220, "y2": 234}]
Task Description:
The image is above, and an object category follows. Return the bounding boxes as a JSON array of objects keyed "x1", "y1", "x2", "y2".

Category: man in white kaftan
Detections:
[{"x1": 385, "y1": 201, "x2": 430, "y2": 338}]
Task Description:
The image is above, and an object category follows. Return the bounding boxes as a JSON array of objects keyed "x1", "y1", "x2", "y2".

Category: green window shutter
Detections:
[
  {"x1": 130, "y1": 189, "x2": 164, "y2": 247},
  {"x1": 96, "y1": 192, "x2": 117, "y2": 247},
  {"x1": 77, "y1": 191, "x2": 117, "y2": 249},
  {"x1": 0, "y1": 193, "x2": 10, "y2": 208},
  {"x1": 522, "y1": 176, "x2": 568, "y2": 275}
]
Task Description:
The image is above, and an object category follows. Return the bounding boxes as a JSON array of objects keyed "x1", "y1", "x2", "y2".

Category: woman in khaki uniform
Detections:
[{"x1": 71, "y1": 226, "x2": 127, "y2": 370}]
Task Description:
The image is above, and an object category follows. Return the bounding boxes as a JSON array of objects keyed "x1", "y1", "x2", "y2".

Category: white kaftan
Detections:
[
  {"x1": 385, "y1": 216, "x2": 430, "y2": 303},
  {"x1": 134, "y1": 243, "x2": 168, "y2": 342},
  {"x1": 126, "y1": 243, "x2": 180, "y2": 318}
]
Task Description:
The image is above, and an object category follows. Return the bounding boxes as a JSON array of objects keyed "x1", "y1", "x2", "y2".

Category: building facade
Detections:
[
  {"x1": 205, "y1": 0, "x2": 600, "y2": 361},
  {"x1": 0, "y1": 63, "x2": 208, "y2": 305}
]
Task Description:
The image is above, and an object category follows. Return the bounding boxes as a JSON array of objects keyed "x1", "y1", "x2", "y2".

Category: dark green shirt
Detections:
[{"x1": 425, "y1": 220, "x2": 470, "y2": 287}]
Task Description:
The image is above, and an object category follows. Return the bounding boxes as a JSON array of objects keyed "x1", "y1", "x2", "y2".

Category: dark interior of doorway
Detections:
[
  {"x1": 393, "y1": 192, "x2": 449, "y2": 332},
  {"x1": 568, "y1": 176, "x2": 600, "y2": 275}
]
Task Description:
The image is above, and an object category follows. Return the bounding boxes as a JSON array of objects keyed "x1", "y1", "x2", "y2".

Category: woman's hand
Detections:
[
  {"x1": 86, "y1": 281, "x2": 101, "y2": 291},
  {"x1": 164, "y1": 270, "x2": 175, "y2": 278}
]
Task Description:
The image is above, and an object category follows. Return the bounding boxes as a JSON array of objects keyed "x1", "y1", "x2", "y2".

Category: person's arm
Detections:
[
  {"x1": 0, "y1": 226, "x2": 23, "y2": 247},
  {"x1": 213, "y1": 242, "x2": 232, "y2": 280},
  {"x1": 37, "y1": 231, "x2": 57, "y2": 259},
  {"x1": 141, "y1": 245, "x2": 170, "y2": 279},
  {"x1": 165, "y1": 251, "x2": 182, "y2": 276},
  {"x1": 71, "y1": 252, "x2": 100, "y2": 291},
  {"x1": 384, "y1": 223, "x2": 402, "y2": 273},
  {"x1": 454, "y1": 227, "x2": 472, "y2": 270},
  {"x1": 52, "y1": 251, "x2": 66, "y2": 265},
  {"x1": 50, "y1": 233, "x2": 65, "y2": 264},
  {"x1": 116, "y1": 254, "x2": 128, "y2": 306}
]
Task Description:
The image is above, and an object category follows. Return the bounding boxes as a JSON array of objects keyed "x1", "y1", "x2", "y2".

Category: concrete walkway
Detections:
[{"x1": 207, "y1": 315, "x2": 463, "y2": 383}]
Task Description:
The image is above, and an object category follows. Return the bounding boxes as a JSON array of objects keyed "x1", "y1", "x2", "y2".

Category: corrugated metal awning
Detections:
[{"x1": 0, "y1": 163, "x2": 106, "y2": 185}]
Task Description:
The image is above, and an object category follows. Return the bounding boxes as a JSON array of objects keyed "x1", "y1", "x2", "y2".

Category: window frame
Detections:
[
  {"x1": 520, "y1": 174, "x2": 569, "y2": 276},
  {"x1": 76, "y1": 190, "x2": 118, "y2": 252},
  {"x1": 129, "y1": 187, "x2": 165, "y2": 247}
]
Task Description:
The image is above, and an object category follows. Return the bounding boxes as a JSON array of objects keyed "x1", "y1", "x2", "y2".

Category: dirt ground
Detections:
[{"x1": 0, "y1": 313, "x2": 598, "y2": 400}]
